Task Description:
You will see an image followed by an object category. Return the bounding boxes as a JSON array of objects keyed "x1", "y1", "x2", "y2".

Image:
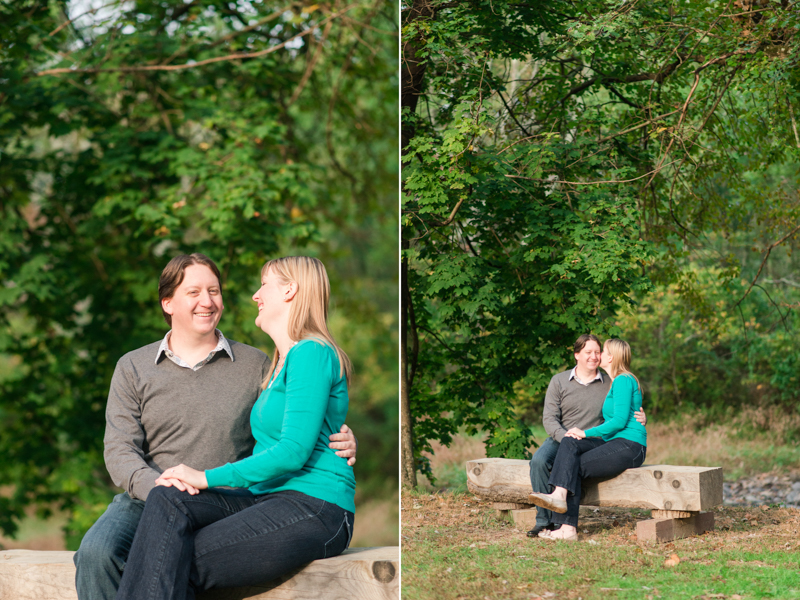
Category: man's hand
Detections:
[
  {"x1": 329, "y1": 424, "x2": 357, "y2": 466},
  {"x1": 565, "y1": 427, "x2": 586, "y2": 439},
  {"x1": 156, "y1": 464, "x2": 208, "y2": 493},
  {"x1": 634, "y1": 408, "x2": 647, "y2": 426}
]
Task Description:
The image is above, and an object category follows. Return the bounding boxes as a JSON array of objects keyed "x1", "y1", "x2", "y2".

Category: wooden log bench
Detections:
[
  {"x1": 466, "y1": 458, "x2": 723, "y2": 543},
  {"x1": 0, "y1": 547, "x2": 398, "y2": 600}
]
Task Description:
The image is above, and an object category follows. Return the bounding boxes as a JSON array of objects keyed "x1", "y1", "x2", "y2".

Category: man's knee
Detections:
[
  {"x1": 74, "y1": 530, "x2": 125, "y2": 574},
  {"x1": 529, "y1": 450, "x2": 550, "y2": 471}
]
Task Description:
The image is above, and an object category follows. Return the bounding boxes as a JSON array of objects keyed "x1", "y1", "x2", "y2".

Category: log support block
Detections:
[
  {"x1": 0, "y1": 547, "x2": 399, "y2": 600},
  {"x1": 636, "y1": 511, "x2": 715, "y2": 543},
  {"x1": 509, "y1": 508, "x2": 539, "y2": 530}
]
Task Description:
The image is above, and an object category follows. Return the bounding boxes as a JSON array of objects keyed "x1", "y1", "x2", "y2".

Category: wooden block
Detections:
[
  {"x1": 636, "y1": 512, "x2": 715, "y2": 543},
  {"x1": 0, "y1": 547, "x2": 399, "y2": 600},
  {"x1": 651, "y1": 509, "x2": 694, "y2": 519},
  {"x1": 510, "y1": 508, "x2": 539, "y2": 530},
  {"x1": 490, "y1": 502, "x2": 532, "y2": 510},
  {"x1": 495, "y1": 509, "x2": 510, "y2": 521},
  {"x1": 466, "y1": 458, "x2": 723, "y2": 511}
]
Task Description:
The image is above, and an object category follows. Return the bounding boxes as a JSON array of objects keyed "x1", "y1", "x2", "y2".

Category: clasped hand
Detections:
[
  {"x1": 155, "y1": 464, "x2": 208, "y2": 496},
  {"x1": 564, "y1": 427, "x2": 585, "y2": 439}
]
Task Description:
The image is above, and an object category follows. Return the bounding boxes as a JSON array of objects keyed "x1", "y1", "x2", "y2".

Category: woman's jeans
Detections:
[
  {"x1": 548, "y1": 436, "x2": 646, "y2": 528},
  {"x1": 116, "y1": 486, "x2": 354, "y2": 600}
]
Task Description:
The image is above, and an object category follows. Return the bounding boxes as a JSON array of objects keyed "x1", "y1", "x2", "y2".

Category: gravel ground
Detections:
[{"x1": 724, "y1": 473, "x2": 800, "y2": 508}]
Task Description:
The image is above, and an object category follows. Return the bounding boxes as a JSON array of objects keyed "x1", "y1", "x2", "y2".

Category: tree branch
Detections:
[
  {"x1": 734, "y1": 222, "x2": 800, "y2": 309},
  {"x1": 37, "y1": 5, "x2": 357, "y2": 76}
]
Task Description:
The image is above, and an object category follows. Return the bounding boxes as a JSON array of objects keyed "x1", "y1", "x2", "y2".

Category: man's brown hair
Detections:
[
  {"x1": 158, "y1": 253, "x2": 222, "y2": 326},
  {"x1": 573, "y1": 333, "x2": 601, "y2": 354}
]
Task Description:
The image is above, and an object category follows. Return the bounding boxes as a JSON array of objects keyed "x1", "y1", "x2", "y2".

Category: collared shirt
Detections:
[
  {"x1": 155, "y1": 329, "x2": 234, "y2": 371},
  {"x1": 568, "y1": 366, "x2": 604, "y2": 387}
]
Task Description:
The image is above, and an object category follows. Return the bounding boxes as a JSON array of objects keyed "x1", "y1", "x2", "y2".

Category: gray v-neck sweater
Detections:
[
  {"x1": 103, "y1": 339, "x2": 270, "y2": 500},
  {"x1": 542, "y1": 369, "x2": 611, "y2": 443}
]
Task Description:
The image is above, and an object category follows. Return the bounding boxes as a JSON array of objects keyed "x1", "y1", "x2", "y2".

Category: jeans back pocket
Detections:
[{"x1": 323, "y1": 512, "x2": 353, "y2": 559}]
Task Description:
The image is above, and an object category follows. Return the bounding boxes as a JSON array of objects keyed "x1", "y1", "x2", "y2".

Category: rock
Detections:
[{"x1": 723, "y1": 474, "x2": 800, "y2": 509}]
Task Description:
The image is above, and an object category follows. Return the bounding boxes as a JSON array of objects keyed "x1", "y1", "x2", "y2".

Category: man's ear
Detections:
[{"x1": 162, "y1": 297, "x2": 174, "y2": 316}]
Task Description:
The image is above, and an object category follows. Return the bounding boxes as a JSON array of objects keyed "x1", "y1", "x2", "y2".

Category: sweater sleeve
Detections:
[
  {"x1": 205, "y1": 342, "x2": 332, "y2": 489},
  {"x1": 542, "y1": 377, "x2": 567, "y2": 443},
  {"x1": 584, "y1": 375, "x2": 636, "y2": 439},
  {"x1": 103, "y1": 358, "x2": 163, "y2": 501}
]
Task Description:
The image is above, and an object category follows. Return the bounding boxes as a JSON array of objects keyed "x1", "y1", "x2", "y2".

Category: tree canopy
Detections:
[
  {"x1": 1, "y1": 0, "x2": 398, "y2": 546},
  {"x1": 401, "y1": 0, "x2": 800, "y2": 486}
]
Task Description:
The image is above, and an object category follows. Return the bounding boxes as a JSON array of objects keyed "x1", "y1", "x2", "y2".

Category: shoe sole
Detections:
[{"x1": 527, "y1": 493, "x2": 568, "y2": 514}]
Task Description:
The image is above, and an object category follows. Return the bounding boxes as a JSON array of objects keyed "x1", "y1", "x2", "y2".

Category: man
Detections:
[
  {"x1": 74, "y1": 254, "x2": 358, "y2": 599},
  {"x1": 527, "y1": 334, "x2": 644, "y2": 537}
]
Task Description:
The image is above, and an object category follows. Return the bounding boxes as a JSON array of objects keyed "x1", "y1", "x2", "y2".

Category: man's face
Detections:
[
  {"x1": 162, "y1": 264, "x2": 223, "y2": 337},
  {"x1": 574, "y1": 340, "x2": 601, "y2": 372}
]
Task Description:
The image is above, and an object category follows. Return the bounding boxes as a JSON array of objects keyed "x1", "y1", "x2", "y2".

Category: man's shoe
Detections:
[
  {"x1": 528, "y1": 492, "x2": 568, "y2": 514},
  {"x1": 526, "y1": 523, "x2": 557, "y2": 538}
]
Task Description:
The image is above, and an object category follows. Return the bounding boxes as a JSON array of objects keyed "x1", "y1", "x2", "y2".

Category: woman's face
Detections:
[
  {"x1": 252, "y1": 268, "x2": 288, "y2": 333},
  {"x1": 600, "y1": 345, "x2": 613, "y2": 370}
]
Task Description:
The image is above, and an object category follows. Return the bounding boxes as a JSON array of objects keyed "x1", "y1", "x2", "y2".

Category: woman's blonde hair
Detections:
[
  {"x1": 604, "y1": 338, "x2": 641, "y2": 390},
  {"x1": 260, "y1": 256, "x2": 352, "y2": 389}
]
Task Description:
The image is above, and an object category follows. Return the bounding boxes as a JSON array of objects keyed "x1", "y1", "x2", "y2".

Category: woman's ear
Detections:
[{"x1": 284, "y1": 282, "x2": 298, "y2": 301}]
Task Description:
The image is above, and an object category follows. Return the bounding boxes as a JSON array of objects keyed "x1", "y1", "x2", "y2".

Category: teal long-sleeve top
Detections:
[
  {"x1": 205, "y1": 339, "x2": 356, "y2": 513},
  {"x1": 584, "y1": 373, "x2": 647, "y2": 447}
]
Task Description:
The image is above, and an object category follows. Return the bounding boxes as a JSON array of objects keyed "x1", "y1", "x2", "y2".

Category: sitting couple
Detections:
[
  {"x1": 526, "y1": 334, "x2": 647, "y2": 541},
  {"x1": 74, "y1": 253, "x2": 359, "y2": 599}
]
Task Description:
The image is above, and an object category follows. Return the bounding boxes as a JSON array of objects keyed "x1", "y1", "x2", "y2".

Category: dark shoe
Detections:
[{"x1": 526, "y1": 523, "x2": 557, "y2": 538}]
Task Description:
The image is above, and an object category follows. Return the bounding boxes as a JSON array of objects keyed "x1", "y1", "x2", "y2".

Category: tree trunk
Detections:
[
  {"x1": 400, "y1": 239, "x2": 417, "y2": 488},
  {"x1": 400, "y1": 0, "x2": 433, "y2": 488}
]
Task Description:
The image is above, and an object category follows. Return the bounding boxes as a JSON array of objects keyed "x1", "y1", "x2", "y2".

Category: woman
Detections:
[
  {"x1": 116, "y1": 256, "x2": 355, "y2": 599},
  {"x1": 528, "y1": 338, "x2": 646, "y2": 541}
]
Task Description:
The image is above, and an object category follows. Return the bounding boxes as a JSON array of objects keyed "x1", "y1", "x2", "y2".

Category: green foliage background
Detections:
[
  {"x1": 402, "y1": 0, "x2": 800, "y2": 480},
  {"x1": 0, "y1": 0, "x2": 398, "y2": 547}
]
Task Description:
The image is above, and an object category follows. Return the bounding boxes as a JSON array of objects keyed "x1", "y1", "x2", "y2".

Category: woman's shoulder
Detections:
[
  {"x1": 612, "y1": 373, "x2": 638, "y2": 388},
  {"x1": 289, "y1": 338, "x2": 337, "y2": 362}
]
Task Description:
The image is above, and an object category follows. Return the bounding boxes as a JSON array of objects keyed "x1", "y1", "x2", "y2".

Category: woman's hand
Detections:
[
  {"x1": 155, "y1": 464, "x2": 208, "y2": 494},
  {"x1": 155, "y1": 477, "x2": 200, "y2": 495},
  {"x1": 565, "y1": 428, "x2": 586, "y2": 439},
  {"x1": 634, "y1": 408, "x2": 647, "y2": 426}
]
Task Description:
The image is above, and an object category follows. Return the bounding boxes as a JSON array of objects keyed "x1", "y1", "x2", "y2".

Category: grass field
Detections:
[
  {"x1": 402, "y1": 490, "x2": 800, "y2": 600},
  {"x1": 404, "y1": 413, "x2": 800, "y2": 599}
]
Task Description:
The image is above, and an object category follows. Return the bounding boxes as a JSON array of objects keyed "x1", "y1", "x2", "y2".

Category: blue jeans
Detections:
[
  {"x1": 116, "y1": 486, "x2": 354, "y2": 600},
  {"x1": 529, "y1": 437, "x2": 560, "y2": 527},
  {"x1": 548, "y1": 436, "x2": 646, "y2": 528},
  {"x1": 74, "y1": 492, "x2": 145, "y2": 600}
]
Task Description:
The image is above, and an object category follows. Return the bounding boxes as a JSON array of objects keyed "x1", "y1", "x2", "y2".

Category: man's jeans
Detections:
[
  {"x1": 529, "y1": 437, "x2": 560, "y2": 527},
  {"x1": 549, "y1": 436, "x2": 646, "y2": 528},
  {"x1": 73, "y1": 492, "x2": 145, "y2": 600},
  {"x1": 116, "y1": 486, "x2": 354, "y2": 600}
]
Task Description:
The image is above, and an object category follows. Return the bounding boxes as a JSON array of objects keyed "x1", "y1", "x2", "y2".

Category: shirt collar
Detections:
[
  {"x1": 155, "y1": 329, "x2": 234, "y2": 366},
  {"x1": 569, "y1": 366, "x2": 603, "y2": 386}
]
